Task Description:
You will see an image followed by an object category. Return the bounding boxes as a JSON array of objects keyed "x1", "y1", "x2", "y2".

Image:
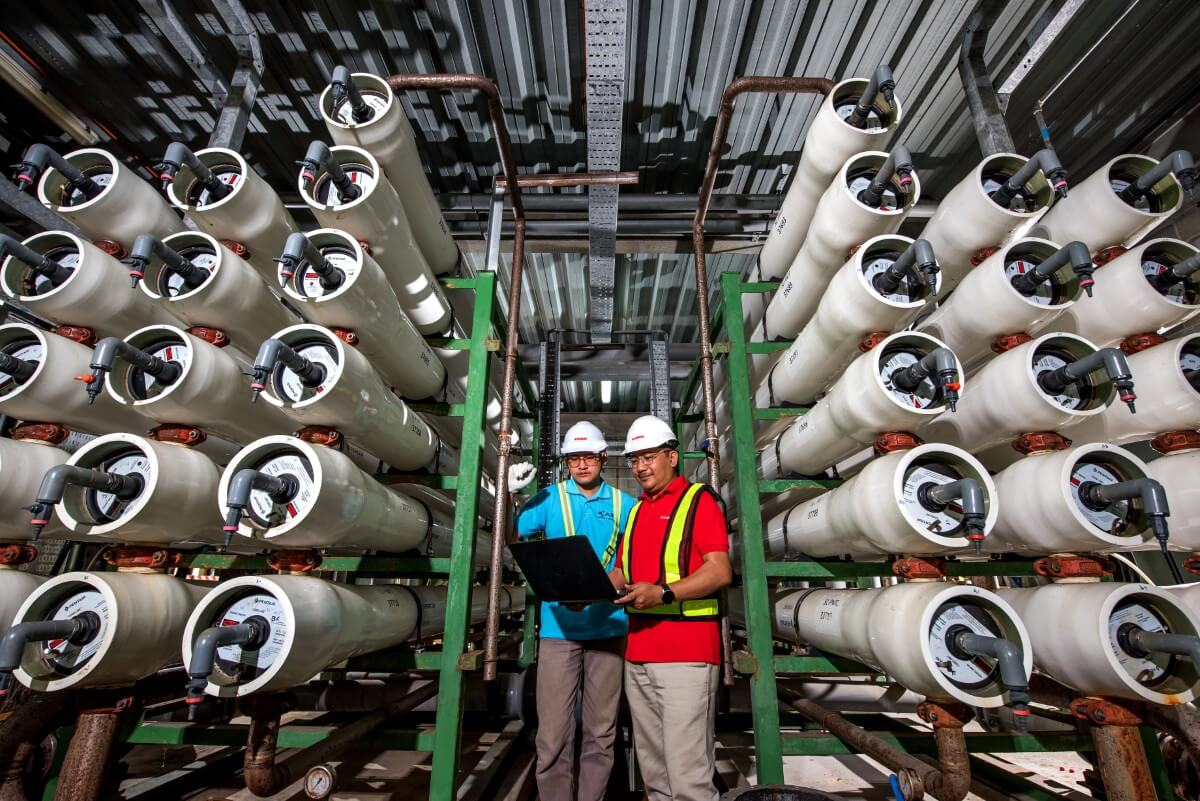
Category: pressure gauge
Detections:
[
  {"x1": 929, "y1": 601, "x2": 1002, "y2": 689},
  {"x1": 125, "y1": 338, "x2": 190, "y2": 401},
  {"x1": 40, "y1": 588, "x2": 109, "y2": 674},
  {"x1": 846, "y1": 167, "x2": 902, "y2": 210},
  {"x1": 1070, "y1": 459, "x2": 1135, "y2": 534},
  {"x1": 270, "y1": 340, "x2": 338, "y2": 402},
  {"x1": 1005, "y1": 256, "x2": 1065, "y2": 305},
  {"x1": 20, "y1": 246, "x2": 78, "y2": 296},
  {"x1": 0, "y1": 337, "x2": 42, "y2": 394},
  {"x1": 158, "y1": 246, "x2": 217, "y2": 297},
  {"x1": 899, "y1": 459, "x2": 966, "y2": 535},
  {"x1": 304, "y1": 765, "x2": 338, "y2": 800},
  {"x1": 84, "y1": 448, "x2": 150, "y2": 523},
  {"x1": 1110, "y1": 170, "x2": 1164, "y2": 213},
  {"x1": 1143, "y1": 250, "x2": 1198, "y2": 304},
  {"x1": 861, "y1": 252, "x2": 922, "y2": 303},
  {"x1": 1110, "y1": 599, "x2": 1174, "y2": 686},
  {"x1": 313, "y1": 163, "x2": 376, "y2": 206},
  {"x1": 332, "y1": 90, "x2": 389, "y2": 125},
  {"x1": 293, "y1": 246, "x2": 359, "y2": 299},
  {"x1": 245, "y1": 451, "x2": 316, "y2": 528},
  {"x1": 59, "y1": 167, "x2": 112, "y2": 207},
  {"x1": 833, "y1": 98, "x2": 885, "y2": 132},
  {"x1": 981, "y1": 169, "x2": 1035, "y2": 212},
  {"x1": 880, "y1": 348, "x2": 940, "y2": 409},
  {"x1": 184, "y1": 164, "x2": 241, "y2": 207},
  {"x1": 211, "y1": 592, "x2": 288, "y2": 682},
  {"x1": 1032, "y1": 348, "x2": 1093, "y2": 410}
]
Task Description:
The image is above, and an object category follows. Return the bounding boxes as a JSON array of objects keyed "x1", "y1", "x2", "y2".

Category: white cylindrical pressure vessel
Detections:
[
  {"x1": 183, "y1": 575, "x2": 521, "y2": 697},
  {"x1": 1069, "y1": 335, "x2": 1200, "y2": 446},
  {"x1": 757, "y1": 78, "x2": 903, "y2": 280},
  {"x1": 164, "y1": 147, "x2": 298, "y2": 281},
  {"x1": 920, "y1": 153, "x2": 1056, "y2": 293},
  {"x1": 779, "y1": 582, "x2": 1032, "y2": 708},
  {"x1": 765, "y1": 444, "x2": 997, "y2": 559},
  {"x1": 257, "y1": 324, "x2": 455, "y2": 473},
  {"x1": 918, "y1": 239, "x2": 1084, "y2": 370},
  {"x1": 760, "y1": 151, "x2": 920, "y2": 342},
  {"x1": 0, "y1": 570, "x2": 46, "y2": 639},
  {"x1": 298, "y1": 145, "x2": 451, "y2": 334},
  {"x1": 986, "y1": 443, "x2": 1160, "y2": 553},
  {"x1": 0, "y1": 437, "x2": 68, "y2": 541},
  {"x1": 1, "y1": 232, "x2": 183, "y2": 338},
  {"x1": 53, "y1": 433, "x2": 223, "y2": 546},
  {"x1": 12, "y1": 571, "x2": 206, "y2": 692},
  {"x1": 432, "y1": 343, "x2": 504, "y2": 432},
  {"x1": 1031, "y1": 155, "x2": 1184, "y2": 251},
  {"x1": 104, "y1": 325, "x2": 292, "y2": 448},
  {"x1": 219, "y1": 436, "x2": 447, "y2": 552},
  {"x1": 137, "y1": 232, "x2": 299, "y2": 352},
  {"x1": 1148, "y1": 449, "x2": 1200, "y2": 552},
  {"x1": 0, "y1": 323, "x2": 155, "y2": 435},
  {"x1": 35, "y1": 148, "x2": 185, "y2": 248},
  {"x1": 1057, "y1": 239, "x2": 1200, "y2": 347},
  {"x1": 1001, "y1": 582, "x2": 1200, "y2": 705},
  {"x1": 319, "y1": 72, "x2": 459, "y2": 275},
  {"x1": 923, "y1": 333, "x2": 1114, "y2": 454},
  {"x1": 760, "y1": 332, "x2": 962, "y2": 477},
  {"x1": 276, "y1": 230, "x2": 445, "y2": 399},
  {"x1": 757, "y1": 235, "x2": 937, "y2": 407}
]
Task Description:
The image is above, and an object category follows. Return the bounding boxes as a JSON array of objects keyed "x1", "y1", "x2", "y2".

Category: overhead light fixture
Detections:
[{"x1": 600, "y1": 381, "x2": 613, "y2": 404}]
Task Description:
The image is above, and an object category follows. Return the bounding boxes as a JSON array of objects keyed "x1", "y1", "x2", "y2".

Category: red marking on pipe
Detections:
[
  {"x1": 301, "y1": 171, "x2": 315, "y2": 184},
  {"x1": 250, "y1": 382, "x2": 265, "y2": 392},
  {"x1": 1052, "y1": 180, "x2": 1068, "y2": 190},
  {"x1": 1070, "y1": 477, "x2": 1081, "y2": 486},
  {"x1": 945, "y1": 381, "x2": 961, "y2": 391},
  {"x1": 15, "y1": 175, "x2": 31, "y2": 186},
  {"x1": 31, "y1": 519, "x2": 49, "y2": 526},
  {"x1": 222, "y1": 618, "x2": 239, "y2": 627},
  {"x1": 47, "y1": 639, "x2": 65, "y2": 650},
  {"x1": 184, "y1": 695, "x2": 203, "y2": 704},
  {"x1": 286, "y1": 503, "x2": 298, "y2": 518},
  {"x1": 162, "y1": 174, "x2": 174, "y2": 183},
  {"x1": 315, "y1": 386, "x2": 324, "y2": 394},
  {"x1": 222, "y1": 525, "x2": 239, "y2": 532}
]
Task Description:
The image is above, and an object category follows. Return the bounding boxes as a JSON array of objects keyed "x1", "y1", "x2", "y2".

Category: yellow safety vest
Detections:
[
  {"x1": 556, "y1": 481, "x2": 622, "y2": 570},
  {"x1": 620, "y1": 482, "x2": 720, "y2": 619}
]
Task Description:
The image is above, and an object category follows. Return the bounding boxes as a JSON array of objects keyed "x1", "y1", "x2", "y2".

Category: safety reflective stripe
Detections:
[
  {"x1": 560, "y1": 481, "x2": 623, "y2": 570},
  {"x1": 556, "y1": 482, "x2": 576, "y2": 538},
  {"x1": 621, "y1": 482, "x2": 720, "y2": 619}
]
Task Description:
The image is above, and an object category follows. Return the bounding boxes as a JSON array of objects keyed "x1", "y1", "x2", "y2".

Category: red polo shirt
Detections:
[{"x1": 615, "y1": 475, "x2": 729, "y2": 664}]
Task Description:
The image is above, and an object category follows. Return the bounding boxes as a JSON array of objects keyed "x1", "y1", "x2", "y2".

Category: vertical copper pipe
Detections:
[
  {"x1": 52, "y1": 711, "x2": 121, "y2": 801},
  {"x1": 691, "y1": 76, "x2": 835, "y2": 684},
  {"x1": 1091, "y1": 724, "x2": 1157, "y2": 801},
  {"x1": 385, "y1": 73, "x2": 526, "y2": 682}
]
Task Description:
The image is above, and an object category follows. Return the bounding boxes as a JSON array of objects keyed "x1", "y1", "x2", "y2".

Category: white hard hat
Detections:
[
  {"x1": 561, "y1": 421, "x2": 608, "y2": 455},
  {"x1": 623, "y1": 415, "x2": 677, "y2": 455}
]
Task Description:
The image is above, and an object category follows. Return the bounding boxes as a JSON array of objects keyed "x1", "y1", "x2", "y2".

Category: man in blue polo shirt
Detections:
[{"x1": 514, "y1": 420, "x2": 635, "y2": 801}]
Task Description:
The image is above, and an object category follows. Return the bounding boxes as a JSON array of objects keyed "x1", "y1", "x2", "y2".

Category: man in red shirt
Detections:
[{"x1": 609, "y1": 415, "x2": 732, "y2": 801}]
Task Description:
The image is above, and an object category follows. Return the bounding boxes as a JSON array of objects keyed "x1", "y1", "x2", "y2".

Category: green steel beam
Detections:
[
  {"x1": 760, "y1": 559, "x2": 1040, "y2": 579},
  {"x1": 124, "y1": 722, "x2": 434, "y2": 751},
  {"x1": 780, "y1": 730, "x2": 1094, "y2": 756},
  {"x1": 519, "y1": 591, "x2": 539, "y2": 668},
  {"x1": 1142, "y1": 724, "x2": 1176, "y2": 800},
  {"x1": 741, "y1": 281, "x2": 777, "y2": 294},
  {"x1": 746, "y1": 341, "x2": 790, "y2": 354},
  {"x1": 758, "y1": 479, "x2": 842, "y2": 493},
  {"x1": 773, "y1": 654, "x2": 877, "y2": 674},
  {"x1": 408, "y1": 402, "x2": 467, "y2": 418},
  {"x1": 428, "y1": 270, "x2": 496, "y2": 801},
  {"x1": 440, "y1": 276, "x2": 480, "y2": 290},
  {"x1": 752, "y1": 407, "x2": 810, "y2": 420},
  {"x1": 719, "y1": 270, "x2": 784, "y2": 784},
  {"x1": 179, "y1": 554, "x2": 451, "y2": 576}
]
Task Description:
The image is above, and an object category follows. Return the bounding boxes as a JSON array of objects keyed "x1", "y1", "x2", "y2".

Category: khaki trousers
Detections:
[
  {"x1": 534, "y1": 636, "x2": 625, "y2": 801},
  {"x1": 624, "y1": 661, "x2": 720, "y2": 801}
]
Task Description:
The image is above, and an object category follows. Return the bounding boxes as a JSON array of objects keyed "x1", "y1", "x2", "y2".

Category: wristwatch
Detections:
[{"x1": 660, "y1": 584, "x2": 676, "y2": 604}]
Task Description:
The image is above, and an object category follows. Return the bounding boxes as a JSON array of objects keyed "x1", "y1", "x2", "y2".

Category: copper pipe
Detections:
[
  {"x1": 243, "y1": 681, "x2": 438, "y2": 797},
  {"x1": 782, "y1": 690, "x2": 971, "y2": 801},
  {"x1": 484, "y1": 216, "x2": 527, "y2": 681},
  {"x1": 1091, "y1": 723, "x2": 1157, "y2": 801},
  {"x1": 52, "y1": 710, "x2": 121, "y2": 801},
  {"x1": 0, "y1": 743, "x2": 34, "y2": 801},
  {"x1": 384, "y1": 72, "x2": 527, "y2": 683},
  {"x1": 692, "y1": 76, "x2": 835, "y2": 685},
  {"x1": 498, "y1": 170, "x2": 640, "y2": 188}
]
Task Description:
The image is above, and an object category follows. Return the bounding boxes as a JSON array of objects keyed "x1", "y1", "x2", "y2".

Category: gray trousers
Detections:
[
  {"x1": 534, "y1": 636, "x2": 625, "y2": 801},
  {"x1": 625, "y1": 661, "x2": 720, "y2": 801}
]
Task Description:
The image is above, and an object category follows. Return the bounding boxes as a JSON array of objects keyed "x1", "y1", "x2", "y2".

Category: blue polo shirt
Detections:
[{"x1": 516, "y1": 478, "x2": 633, "y2": 641}]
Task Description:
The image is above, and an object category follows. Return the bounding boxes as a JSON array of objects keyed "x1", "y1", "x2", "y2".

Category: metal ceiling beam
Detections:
[
  {"x1": 207, "y1": 0, "x2": 263, "y2": 151},
  {"x1": 958, "y1": 0, "x2": 1016, "y2": 155}
]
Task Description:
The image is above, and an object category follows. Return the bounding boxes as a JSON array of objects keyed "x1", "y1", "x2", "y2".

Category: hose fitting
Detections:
[
  {"x1": 0, "y1": 234, "x2": 74, "y2": 287},
  {"x1": 1011, "y1": 240, "x2": 1094, "y2": 298},
  {"x1": 953, "y1": 631, "x2": 1030, "y2": 726},
  {"x1": 872, "y1": 238, "x2": 939, "y2": 297},
  {"x1": 890, "y1": 347, "x2": 961, "y2": 411},
  {"x1": 26, "y1": 463, "x2": 145, "y2": 540},
  {"x1": 276, "y1": 233, "x2": 344, "y2": 291},
  {"x1": 1150, "y1": 251, "x2": 1200, "y2": 294},
  {"x1": 11, "y1": 144, "x2": 103, "y2": 199},
  {"x1": 845, "y1": 64, "x2": 895, "y2": 128},
  {"x1": 84, "y1": 336, "x2": 183, "y2": 405},
  {"x1": 247, "y1": 339, "x2": 326, "y2": 403},
  {"x1": 329, "y1": 66, "x2": 373, "y2": 123},
  {"x1": 184, "y1": 619, "x2": 269, "y2": 719},
  {"x1": 298, "y1": 141, "x2": 360, "y2": 201},
  {"x1": 1119, "y1": 626, "x2": 1200, "y2": 674},
  {"x1": 222, "y1": 468, "x2": 299, "y2": 544},
  {"x1": 1036, "y1": 347, "x2": 1136, "y2": 412},
  {"x1": 0, "y1": 614, "x2": 102, "y2": 695},
  {"x1": 0, "y1": 351, "x2": 37, "y2": 384},
  {"x1": 158, "y1": 142, "x2": 230, "y2": 200},
  {"x1": 1118, "y1": 150, "x2": 1198, "y2": 204},
  {"x1": 919, "y1": 477, "x2": 987, "y2": 553},
  {"x1": 126, "y1": 233, "x2": 210, "y2": 291},
  {"x1": 859, "y1": 144, "x2": 914, "y2": 208},
  {"x1": 990, "y1": 148, "x2": 1069, "y2": 208},
  {"x1": 1078, "y1": 477, "x2": 1179, "y2": 581}
]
